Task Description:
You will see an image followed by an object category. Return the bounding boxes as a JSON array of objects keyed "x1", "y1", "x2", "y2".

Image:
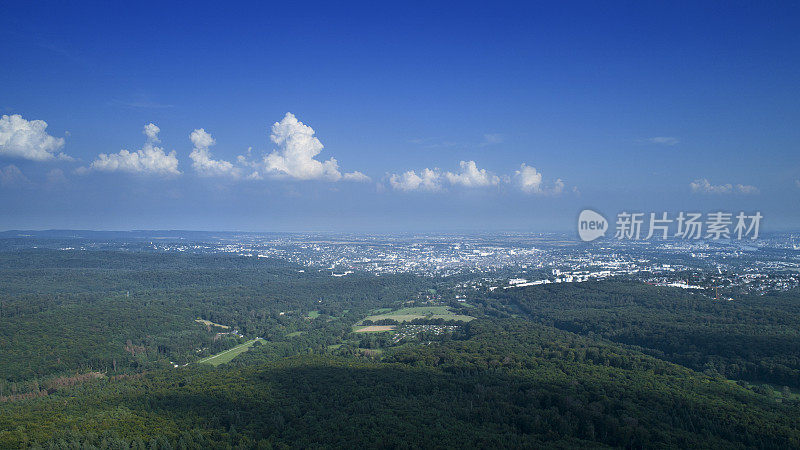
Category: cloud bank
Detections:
[
  {"x1": 389, "y1": 168, "x2": 442, "y2": 192},
  {"x1": 7, "y1": 110, "x2": 584, "y2": 197},
  {"x1": 86, "y1": 123, "x2": 180, "y2": 176},
  {"x1": 387, "y1": 161, "x2": 565, "y2": 194},
  {"x1": 445, "y1": 160, "x2": 500, "y2": 187},
  {"x1": 0, "y1": 114, "x2": 70, "y2": 161}
]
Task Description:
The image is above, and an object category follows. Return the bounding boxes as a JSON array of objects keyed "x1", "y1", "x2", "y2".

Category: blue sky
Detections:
[{"x1": 1, "y1": 1, "x2": 798, "y2": 231}]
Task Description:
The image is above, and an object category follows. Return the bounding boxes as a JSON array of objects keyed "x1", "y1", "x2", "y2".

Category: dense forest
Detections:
[
  {"x1": 0, "y1": 250, "x2": 429, "y2": 387},
  {"x1": 1, "y1": 248, "x2": 799, "y2": 448},
  {"x1": 2, "y1": 320, "x2": 799, "y2": 448},
  {"x1": 489, "y1": 281, "x2": 800, "y2": 388}
]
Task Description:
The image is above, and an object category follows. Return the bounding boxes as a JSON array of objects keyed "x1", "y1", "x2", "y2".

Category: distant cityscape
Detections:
[{"x1": 4, "y1": 230, "x2": 798, "y2": 298}]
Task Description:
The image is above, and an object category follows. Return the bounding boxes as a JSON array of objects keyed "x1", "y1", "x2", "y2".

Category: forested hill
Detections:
[
  {"x1": 2, "y1": 248, "x2": 800, "y2": 448},
  {"x1": 1, "y1": 320, "x2": 798, "y2": 448},
  {"x1": 0, "y1": 249, "x2": 430, "y2": 384},
  {"x1": 490, "y1": 280, "x2": 800, "y2": 388}
]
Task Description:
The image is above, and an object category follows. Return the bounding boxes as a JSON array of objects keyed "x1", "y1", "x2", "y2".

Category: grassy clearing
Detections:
[
  {"x1": 197, "y1": 338, "x2": 261, "y2": 366},
  {"x1": 359, "y1": 306, "x2": 474, "y2": 324},
  {"x1": 353, "y1": 325, "x2": 396, "y2": 333},
  {"x1": 306, "y1": 310, "x2": 320, "y2": 319},
  {"x1": 286, "y1": 331, "x2": 304, "y2": 337},
  {"x1": 358, "y1": 348, "x2": 383, "y2": 357},
  {"x1": 195, "y1": 319, "x2": 230, "y2": 329}
]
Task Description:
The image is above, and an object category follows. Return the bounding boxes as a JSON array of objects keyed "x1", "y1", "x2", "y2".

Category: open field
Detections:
[
  {"x1": 360, "y1": 306, "x2": 474, "y2": 324},
  {"x1": 357, "y1": 348, "x2": 383, "y2": 357},
  {"x1": 354, "y1": 325, "x2": 396, "y2": 333},
  {"x1": 307, "y1": 310, "x2": 320, "y2": 319},
  {"x1": 195, "y1": 319, "x2": 230, "y2": 329},
  {"x1": 197, "y1": 338, "x2": 261, "y2": 366}
]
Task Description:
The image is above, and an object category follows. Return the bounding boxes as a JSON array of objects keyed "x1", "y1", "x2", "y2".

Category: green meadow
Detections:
[
  {"x1": 196, "y1": 338, "x2": 262, "y2": 366},
  {"x1": 360, "y1": 306, "x2": 474, "y2": 324}
]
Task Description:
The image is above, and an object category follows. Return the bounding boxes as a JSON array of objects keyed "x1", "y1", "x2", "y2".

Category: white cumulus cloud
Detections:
[
  {"x1": 342, "y1": 171, "x2": 371, "y2": 182},
  {"x1": 86, "y1": 123, "x2": 180, "y2": 176},
  {"x1": 143, "y1": 123, "x2": 161, "y2": 142},
  {"x1": 389, "y1": 168, "x2": 442, "y2": 192},
  {"x1": 514, "y1": 163, "x2": 544, "y2": 193},
  {"x1": 0, "y1": 114, "x2": 70, "y2": 161},
  {"x1": 389, "y1": 161, "x2": 567, "y2": 194},
  {"x1": 444, "y1": 160, "x2": 500, "y2": 187},
  {"x1": 262, "y1": 113, "x2": 342, "y2": 181},
  {"x1": 513, "y1": 163, "x2": 565, "y2": 194},
  {"x1": 189, "y1": 129, "x2": 241, "y2": 178}
]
